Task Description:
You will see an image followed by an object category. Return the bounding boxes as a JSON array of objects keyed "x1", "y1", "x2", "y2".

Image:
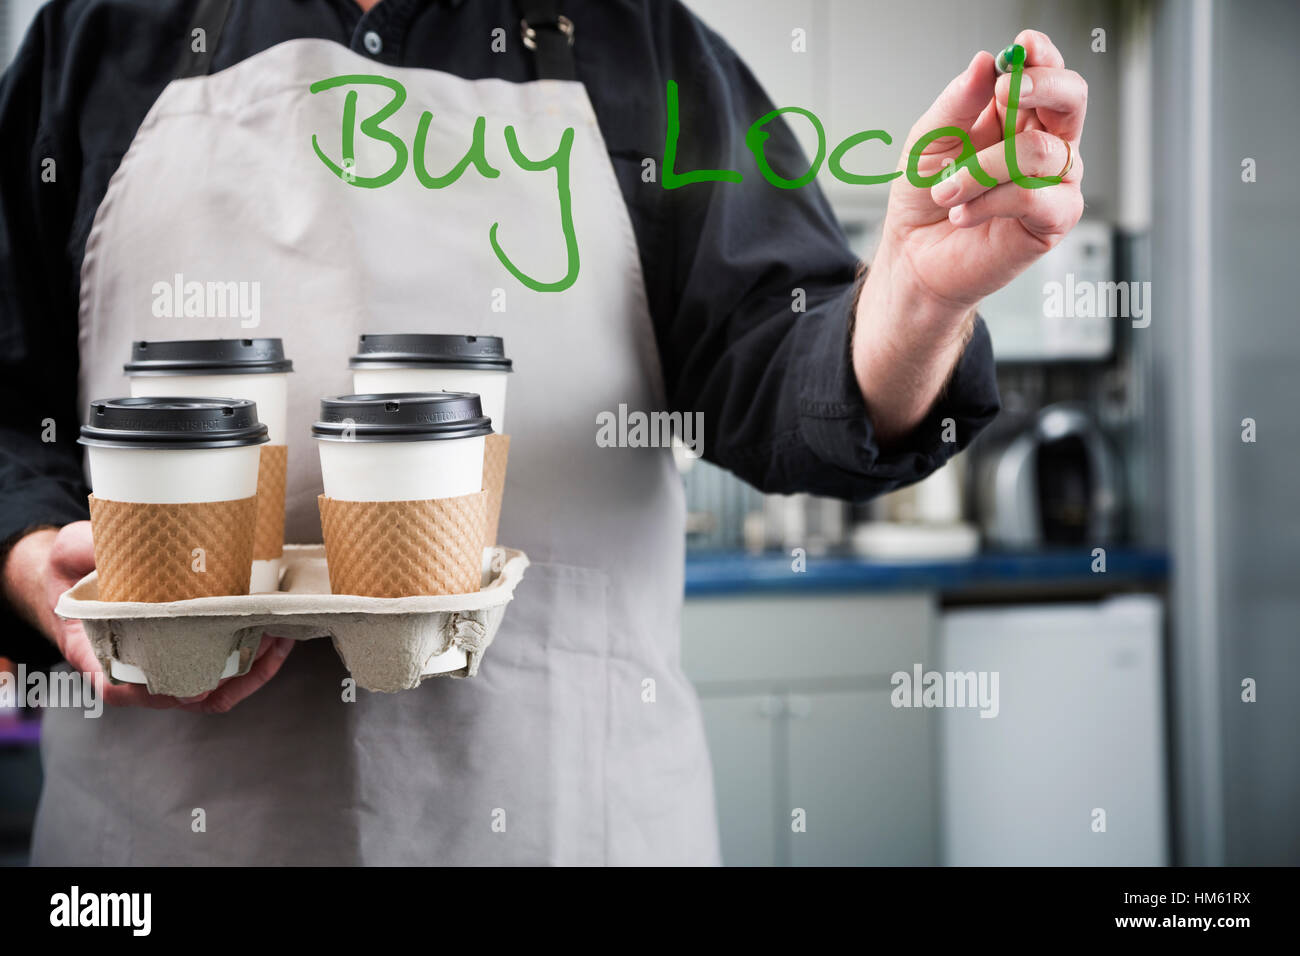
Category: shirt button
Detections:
[{"x1": 363, "y1": 31, "x2": 383, "y2": 55}]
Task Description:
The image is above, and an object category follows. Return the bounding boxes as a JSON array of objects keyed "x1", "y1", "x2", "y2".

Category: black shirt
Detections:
[{"x1": 0, "y1": 0, "x2": 999, "y2": 665}]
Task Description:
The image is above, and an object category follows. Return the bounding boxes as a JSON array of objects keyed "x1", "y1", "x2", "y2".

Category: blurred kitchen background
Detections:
[
  {"x1": 2, "y1": 0, "x2": 1298, "y2": 866},
  {"x1": 670, "y1": 0, "x2": 1299, "y2": 867}
]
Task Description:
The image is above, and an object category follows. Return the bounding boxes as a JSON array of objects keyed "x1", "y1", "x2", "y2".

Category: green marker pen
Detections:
[
  {"x1": 996, "y1": 42, "x2": 1064, "y2": 188},
  {"x1": 995, "y1": 43, "x2": 1025, "y2": 74}
]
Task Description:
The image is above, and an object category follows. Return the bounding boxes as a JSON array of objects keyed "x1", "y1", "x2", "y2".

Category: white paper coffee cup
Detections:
[
  {"x1": 313, "y1": 392, "x2": 494, "y2": 673},
  {"x1": 125, "y1": 339, "x2": 293, "y2": 591},
  {"x1": 313, "y1": 392, "x2": 489, "y2": 501},
  {"x1": 352, "y1": 368, "x2": 507, "y2": 435},
  {"x1": 130, "y1": 372, "x2": 289, "y2": 444},
  {"x1": 87, "y1": 443, "x2": 261, "y2": 503},
  {"x1": 316, "y1": 435, "x2": 485, "y2": 501},
  {"x1": 80, "y1": 397, "x2": 268, "y2": 682},
  {"x1": 349, "y1": 334, "x2": 511, "y2": 433},
  {"x1": 81, "y1": 397, "x2": 266, "y2": 502}
]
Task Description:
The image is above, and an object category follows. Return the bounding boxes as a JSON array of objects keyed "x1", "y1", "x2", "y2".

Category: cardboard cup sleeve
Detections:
[
  {"x1": 87, "y1": 494, "x2": 258, "y2": 602},
  {"x1": 252, "y1": 444, "x2": 288, "y2": 561},
  {"x1": 483, "y1": 433, "x2": 510, "y2": 547},
  {"x1": 318, "y1": 491, "x2": 489, "y2": 597}
]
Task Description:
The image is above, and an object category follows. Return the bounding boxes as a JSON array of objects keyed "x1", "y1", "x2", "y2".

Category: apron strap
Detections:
[
  {"x1": 175, "y1": 0, "x2": 235, "y2": 79},
  {"x1": 514, "y1": 0, "x2": 576, "y2": 81}
]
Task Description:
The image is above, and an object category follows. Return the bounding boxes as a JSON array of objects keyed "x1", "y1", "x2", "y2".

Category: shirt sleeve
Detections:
[
  {"x1": 0, "y1": 7, "x2": 93, "y2": 666},
  {"x1": 648, "y1": 2, "x2": 1000, "y2": 501}
]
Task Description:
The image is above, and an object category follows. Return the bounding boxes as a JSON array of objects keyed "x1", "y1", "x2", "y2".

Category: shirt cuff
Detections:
[{"x1": 797, "y1": 283, "x2": 1001, "y2": 492}]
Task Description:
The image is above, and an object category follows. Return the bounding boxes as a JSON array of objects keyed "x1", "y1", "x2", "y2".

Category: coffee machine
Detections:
[{"x1": 975, "y1": 403, "x2": 1122, "y2": 549}]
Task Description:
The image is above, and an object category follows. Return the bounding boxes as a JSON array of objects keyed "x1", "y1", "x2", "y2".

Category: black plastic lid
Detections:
[
  {"x1": 79, "y1": 397, "x2": 269, "y2": 449},
  {"x1": 124, "y1": 338, "x2": 293, "y2": 375},
  {"x1": 349, "y1": 334, "x2": 512, "y2": 372},
  {"x1": 311, "y1": 392, "x2": 493, "y2": 442}
]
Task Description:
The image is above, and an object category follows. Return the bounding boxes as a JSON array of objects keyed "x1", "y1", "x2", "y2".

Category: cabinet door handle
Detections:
[{"x1": 786, "y1": 695, "x2": 812, "y2": 718}]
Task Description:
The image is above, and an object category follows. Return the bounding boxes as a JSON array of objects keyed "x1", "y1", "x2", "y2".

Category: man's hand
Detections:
[
  {"x1": 853, "y1": 29, "x2": 1086, "y2": 443},
  {"x1": 2, "y1": 522, "x2": 294, "y2": 713}
]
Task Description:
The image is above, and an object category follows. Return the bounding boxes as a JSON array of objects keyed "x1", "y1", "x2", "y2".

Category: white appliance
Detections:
[{"x1": 938, "y1": 595, "x2": 1167, "y2": 865}]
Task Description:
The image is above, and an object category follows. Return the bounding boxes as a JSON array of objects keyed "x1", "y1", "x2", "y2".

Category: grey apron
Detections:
[{"x1": 33, "y1": 28, "x2": 719, "y2": 865}]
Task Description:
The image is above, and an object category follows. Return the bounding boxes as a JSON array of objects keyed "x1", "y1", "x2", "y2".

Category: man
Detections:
[{"x1": 0, "y1": 0, "x2": 1084, "y2": 864}]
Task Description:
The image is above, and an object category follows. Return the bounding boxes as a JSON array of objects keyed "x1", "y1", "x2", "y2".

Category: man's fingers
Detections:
[
  {"x1": 61, "y1": 626, "x2": 291, "y2": 713},
  {"x1": 995, "y1": 67, "x2": 1087, "y2": 141},
  {"x1": 49, "y1": 521, "x2": 95, "y2": 580},
  {"x1": 64, "y1": 637, "x2": 178, "y2": 709},
  {"x1": 58, "y1": 622, "x2": 103, "y2": 675},
  {"x1": 968, "y1": 99, "x2": 1005, "y2": 153},
  {"x1": 45, "y1": 524, "x2": 292, "y2": 715},
  {"x1": 996, "y1": 67, "x2": 1087, "y2": 114},
  {"x1": 1016, "y1": 29, "x2": 1065, "y2": 69},
  {"x1": 185, "y1": 636, "x2": 294, "y2": 715},
  {"x1": 58, "y1": 622, "x2": 182, "y2": 709},
  {"x1": 904, "y1": 51, "x2": 998, "y2": 153},
  {"x1": 930, "y1": 129, "x2": 1081, "y2": 207},
  {"x1": 948, "y1": 180, "x2": 1085, "y2": 238}
]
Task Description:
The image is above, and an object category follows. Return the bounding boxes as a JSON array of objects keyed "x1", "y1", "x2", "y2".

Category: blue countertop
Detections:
[{"x1": 684, "y1": 548, "x2": 1170, "y2": 597}]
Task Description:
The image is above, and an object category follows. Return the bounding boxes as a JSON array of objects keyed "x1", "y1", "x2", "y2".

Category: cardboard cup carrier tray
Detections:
[{"x1": 55, "y1": 544, "x2": 530, "y2": 697}]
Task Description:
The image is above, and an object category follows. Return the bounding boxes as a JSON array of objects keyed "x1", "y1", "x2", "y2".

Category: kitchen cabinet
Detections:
[
  {"x1": 682, "y1": 576, "x2": 1169, "y2": 866},
  {"x1": 787, "y1": 689, "x2": 934, "y2": 866},
  {"x1": 697, "y1": 695, "x2": 780, "y2": 866},
  {"x1": 682, "y1": 591, "x2": 938, "y2": 866},
  {"x1": 938, "y1": 596, "x2": 1167, "y2": 865}
]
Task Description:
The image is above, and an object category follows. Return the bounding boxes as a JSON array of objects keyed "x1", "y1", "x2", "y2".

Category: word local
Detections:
[{"x1": 664, "y1": 44, "x2": 1060, "y2": 193}]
